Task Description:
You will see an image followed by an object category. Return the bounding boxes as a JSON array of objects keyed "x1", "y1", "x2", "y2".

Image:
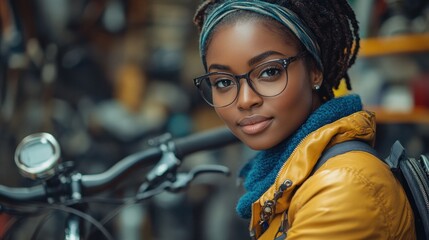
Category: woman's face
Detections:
[{"x1": 205, "y1": 20, "x2": 322, "y2": 150}]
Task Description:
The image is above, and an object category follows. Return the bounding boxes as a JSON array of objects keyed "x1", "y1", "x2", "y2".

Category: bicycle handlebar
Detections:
[
  {"x1": 0, "y1": 185, "x2": 45, "y2": 202},
  {"x1": 0, "y1": 127, "x2": 239, "y2": 202},
  {"x1": 172, "y1": 127, "x2": 238, "y2": 158}
]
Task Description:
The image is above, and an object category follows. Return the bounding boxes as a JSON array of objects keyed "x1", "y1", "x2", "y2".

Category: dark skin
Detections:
[{"x1": 205, "y1": 19, "x2": 323, "y2": 150}]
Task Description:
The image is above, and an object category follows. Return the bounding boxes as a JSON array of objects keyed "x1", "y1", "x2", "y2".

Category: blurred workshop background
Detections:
[{"x1": 0, "y1": 0, "x2": 429, "y2": 239}]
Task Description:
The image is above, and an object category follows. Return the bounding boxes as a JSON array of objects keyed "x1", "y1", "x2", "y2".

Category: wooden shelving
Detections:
[
  {"x1": 365, "y1": 106, "x2": 429, "y2": 124},
  {"x1": 358, "y1": 33, "x2": 429, "y2": 124},
  {"x1": 359, "y1": 33, "x2": 429, "y2": 57}
]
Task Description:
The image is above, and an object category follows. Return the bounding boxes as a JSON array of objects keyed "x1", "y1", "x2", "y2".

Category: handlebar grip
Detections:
[
  {"x1": 0, "y1": 185, "x2": 45, "y2": 202},
  {"x1": 172, "y1": 127, "x2": 239, "y2": 158}
]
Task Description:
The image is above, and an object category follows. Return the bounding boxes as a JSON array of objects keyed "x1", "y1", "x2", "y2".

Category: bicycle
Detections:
[{"x1": 0, "y1": 127, "x2": 239, "y2": 240}]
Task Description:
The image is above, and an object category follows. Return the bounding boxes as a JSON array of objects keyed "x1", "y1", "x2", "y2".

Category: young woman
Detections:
[{"x1": 192, "y1": 0, "x2": 415, "y2": 239}]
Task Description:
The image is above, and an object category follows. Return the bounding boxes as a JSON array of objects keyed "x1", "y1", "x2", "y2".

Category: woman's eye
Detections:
[
  {"x1": 260, "y1": 67, "x2": 281, "y2": 78},
  {"x1": 213, "y1": 79, "x2": 234, "y2": 89}
]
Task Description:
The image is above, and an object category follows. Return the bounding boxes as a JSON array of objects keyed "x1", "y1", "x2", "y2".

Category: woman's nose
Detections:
[{"x1": 236, "y1": 80, "x2": 263, "y2": 110}]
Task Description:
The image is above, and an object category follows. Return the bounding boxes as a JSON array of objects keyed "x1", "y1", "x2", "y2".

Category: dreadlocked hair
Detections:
[{"x1": 193, "y1": 0, "x2": 360, "y2": 101}]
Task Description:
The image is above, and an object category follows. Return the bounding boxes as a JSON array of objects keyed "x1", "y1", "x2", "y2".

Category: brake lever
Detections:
[{"x1": 166, "y1": 164, "x2": 230, "y2": 192}]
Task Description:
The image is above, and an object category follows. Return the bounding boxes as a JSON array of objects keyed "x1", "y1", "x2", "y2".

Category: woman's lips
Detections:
[{"x1": 238, "y1": 115, "x2": 273, "y2": 135}]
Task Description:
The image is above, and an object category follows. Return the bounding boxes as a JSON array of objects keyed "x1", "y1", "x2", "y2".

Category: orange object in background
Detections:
[
  {"x1": 115, "y1": 63, "x2": 147, "y2": 113},
  {"x1": 360, "y1": 34, "x2": 429, "y2": 57}
]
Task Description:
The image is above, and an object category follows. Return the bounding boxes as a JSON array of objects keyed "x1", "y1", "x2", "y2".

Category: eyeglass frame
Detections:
[{"x1": 193, "y1": 52, "x2": 307, "y2": 108}]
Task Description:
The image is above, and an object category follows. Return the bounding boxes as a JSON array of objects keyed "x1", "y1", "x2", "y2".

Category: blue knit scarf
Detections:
[{"x1": 236, "y1": 94, "x2": 363, "y2": 219}]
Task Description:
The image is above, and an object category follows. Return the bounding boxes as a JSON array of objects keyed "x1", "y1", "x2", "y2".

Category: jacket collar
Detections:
[{"x1": 249, "y1": 110, "x2": 376, "y2": 233}]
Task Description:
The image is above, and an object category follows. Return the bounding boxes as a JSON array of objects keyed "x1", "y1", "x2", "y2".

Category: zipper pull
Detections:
[
  {"x1": 274, "y1": 179, "x2": 293, "y2": 201},
  {"x1": 258, "y1": 179, "x2": 293, "y2": 231},
  {"x1": 260, "y1": 199, "x2": 275, "y2": 223}
]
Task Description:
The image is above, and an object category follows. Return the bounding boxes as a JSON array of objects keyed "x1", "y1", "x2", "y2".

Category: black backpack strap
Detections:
[{"x1": 313, "y1": 140, "x2": 379, "y2": 174}]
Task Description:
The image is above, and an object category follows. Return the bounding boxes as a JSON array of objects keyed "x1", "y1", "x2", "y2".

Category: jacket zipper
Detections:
[
  {"x1": 272, "y1": 135, "x2": 310, "y2": 188},
  {"x1": 249, "y1": 136, "x2": 310, "y2": 238},
  {"x1": 252, "y1": 179, "x2": 293, "y2": 237}
]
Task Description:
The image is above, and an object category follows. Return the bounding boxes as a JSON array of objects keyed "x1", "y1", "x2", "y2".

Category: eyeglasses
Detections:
[{"x1": 194, "y1": 53, "x2": 305, "y2": 108}]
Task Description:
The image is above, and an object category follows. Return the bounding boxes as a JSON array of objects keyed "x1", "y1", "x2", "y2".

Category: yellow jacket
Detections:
[{"x1": 250, "y1": 111, "x2": 415, "y2": 239}]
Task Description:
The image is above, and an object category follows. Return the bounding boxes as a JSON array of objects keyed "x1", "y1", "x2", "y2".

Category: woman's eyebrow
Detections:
[
  {"x1": 248, "y1": 51, "x2": 284, "y2": 66},
  {"x1": 207, "y1": 50, "x2": 285, "y2": 72},
  {"x1": 208, "y1": 64, "x2": 230, "y2": 72}
]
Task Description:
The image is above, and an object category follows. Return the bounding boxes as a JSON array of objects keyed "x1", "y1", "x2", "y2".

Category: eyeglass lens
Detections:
[{"x1": 199, "y1": 60, "x2": 288, "y2": 107}]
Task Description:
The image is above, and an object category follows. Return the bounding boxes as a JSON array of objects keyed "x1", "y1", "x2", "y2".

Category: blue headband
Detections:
[{"x1": 199, "y1": 0, "x2": 323, "y2": 70}]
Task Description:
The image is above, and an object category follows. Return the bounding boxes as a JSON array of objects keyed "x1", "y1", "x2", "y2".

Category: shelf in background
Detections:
[
  {"x1": 360, "y1": 34, "x2": 429, "y2": 57},
  {"x1": 365, "y1": 106, "x2": 429, "y2": 124}
]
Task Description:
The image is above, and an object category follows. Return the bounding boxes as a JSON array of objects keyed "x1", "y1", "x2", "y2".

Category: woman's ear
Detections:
[{"x1": 310, "y1": 68, "x2": 323, "y2": 90}]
